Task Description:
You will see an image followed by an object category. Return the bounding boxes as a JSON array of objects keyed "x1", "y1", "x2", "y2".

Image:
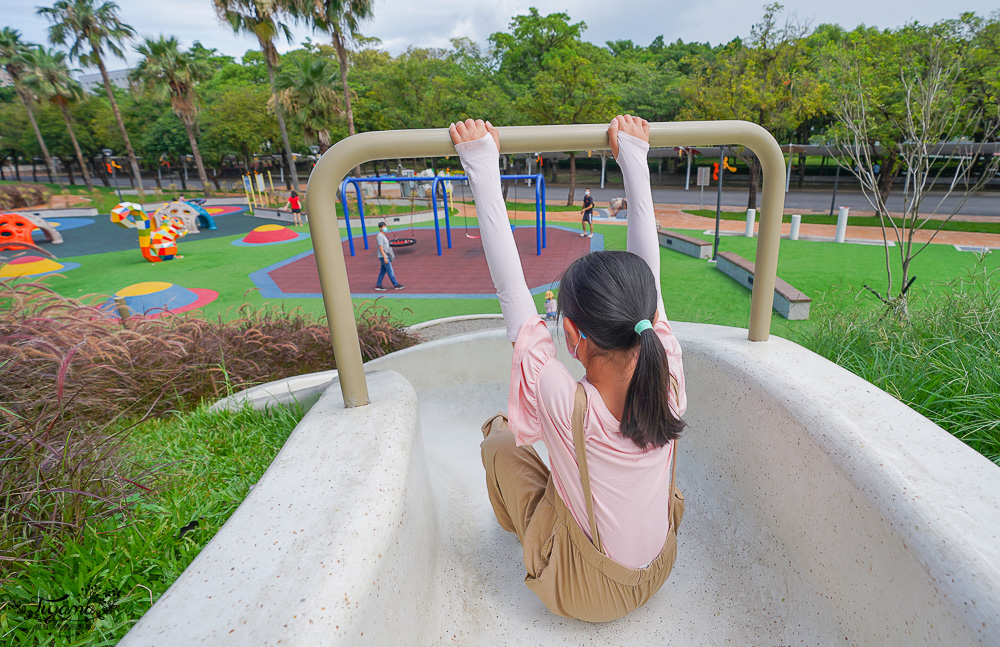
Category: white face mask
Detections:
[{"x1": 566, "y1": 330, "x2": 585, "y2": 359}]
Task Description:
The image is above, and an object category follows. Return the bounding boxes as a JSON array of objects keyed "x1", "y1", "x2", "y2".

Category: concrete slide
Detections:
[{"x1": 120, "y1": 322, "x2": 1000, "y2": 646}]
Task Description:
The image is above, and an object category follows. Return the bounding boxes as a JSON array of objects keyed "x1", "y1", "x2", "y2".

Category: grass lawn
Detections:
[
  {"x1": 33, "y1": 217, "x2": 1000, "y2": 345},
  {"x1": 0, "y1": 404, "x2": 303, "y2": 646},
  {"x1": 456, "y1": 199, "x2": 582, "y2": 213},
  {"x1": 684, "y1": 208, "x2": 1000, "y2": 235}
]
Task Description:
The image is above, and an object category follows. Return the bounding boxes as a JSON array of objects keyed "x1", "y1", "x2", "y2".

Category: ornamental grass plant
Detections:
[
  {"x1": 803, "y1": 260, "x2": 1000, "y2": 465},
  {"x1": 0, "y1": 279, "x2": 418, "y2": 572}
]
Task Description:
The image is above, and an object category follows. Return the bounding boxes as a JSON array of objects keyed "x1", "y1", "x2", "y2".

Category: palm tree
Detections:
[
  {"x1": 24, "y1": 47, "x2": 94, "y2": 190},
  {"x1": 310, "y1": 0, "x2": 373, "y2": 138},
  {"x1": 133, "y1": 36, "x2": 212, "y2": 196},
  {"x1": 37, "y1": 0, "x2": 144, "y2": 196},
  {"x1": 213, "y1": 0, "x2": 300, "y2": 190},
  {"x1": 0, "y1": 29, "x2": 63, "y2": 187},
  {"x1": 273, "y1": 57, "x2": 343, "y2": 153}
]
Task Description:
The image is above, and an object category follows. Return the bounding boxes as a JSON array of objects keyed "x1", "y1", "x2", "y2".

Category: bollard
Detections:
[
  {"x1": 745, "y1": 208, "x2": 756, "y2": 237},
  {"x1": 113, "y1": 296, "x2": 131, "y2": 326},
  {"x1": 789, "y1": 214, "x2": 801, "y2": 240},
  {"x1": 835, "y1": 206, "x2": 850, "y2": 243}
]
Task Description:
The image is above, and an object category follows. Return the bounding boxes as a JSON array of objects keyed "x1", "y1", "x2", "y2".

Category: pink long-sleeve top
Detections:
[{"x1": 456, "y1": 130, "x2": 686, "y2": 569}]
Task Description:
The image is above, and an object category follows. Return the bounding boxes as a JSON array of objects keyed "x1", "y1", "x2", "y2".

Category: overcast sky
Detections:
[{"x1": 3, "y1": 0, "x2": 997, "y2": 72}]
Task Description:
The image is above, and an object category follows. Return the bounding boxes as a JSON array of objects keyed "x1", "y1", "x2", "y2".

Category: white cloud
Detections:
[{"x1": 3, "y1": 0, "x2": 997, "y2": 73}]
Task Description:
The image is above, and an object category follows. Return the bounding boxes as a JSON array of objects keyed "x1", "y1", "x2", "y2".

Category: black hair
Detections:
[
  {"x1": 377, "y1": 221, "x2": 387, "y2": 228},
  {"x1": 558, "y1": 251, "x2": 684, "y2": 449},
  {"x1": 290, "y1": 190, "x2": 298, "y2": 197}
]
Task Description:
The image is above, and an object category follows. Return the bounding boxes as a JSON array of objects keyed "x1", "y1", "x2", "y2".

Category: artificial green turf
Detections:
[
  {"x1": 33, "y1": 218, "x2": 999, "y2": 339},
  {"x1": 684, "y1": 208, "x2": 1000, "y2": 235}
]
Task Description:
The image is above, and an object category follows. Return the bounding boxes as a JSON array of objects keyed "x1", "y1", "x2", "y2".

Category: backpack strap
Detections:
[{"x1": 572, "y1": 383, "x2": 603, "y2": 554}]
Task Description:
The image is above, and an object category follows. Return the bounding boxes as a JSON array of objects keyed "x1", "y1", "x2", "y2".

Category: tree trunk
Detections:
[
  {"x1": 32, "y1": 158, "x2": 37, "y2": 183},
  {"x1": 96, "y1": 55, "x2": 143, "y2": 197},
  {"x1": 797, "y1": 153, "x2": 806, "y2": 189},
  {"x1": 182, "y1": 120, "x2": 212, "y2": 197},
  {"x1": 332, "y1": 29, "x2": 357, "y2": 137},
  {"x1": 747, "y1": 157, "x2": 761, "y2": 210},
  {"x1": 17, "y1": 86, "x2": 62, "y2": 188},
  {"x1": 566, "y1": 152, "x2": 576, "y2": 206},
  {"x1": 65, "y1": 158, "x2": 74, "y2": 185},
  {"x1": 178, "y1": 155, "x2": 188, "y2": 191},
  {"x1": 98, "y1": 158, "x2": 110, "y2": 187},
  {"x1": 331, "y1": 31, "x2": 365, "y2": 178},
  {"x1": 58, "y1": 103, "x2": 94, "y2": 191},
  {"x1": 877, "y1": 148, "x2": 902, "y2": 213},
  {"x1": 263, "y1": 54, "x2": 300, "y2": 191},
  {"x1": 14, "y1": 155, "x2": 21, "y2": 181}
]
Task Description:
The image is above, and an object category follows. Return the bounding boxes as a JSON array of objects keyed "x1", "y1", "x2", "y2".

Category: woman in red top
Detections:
[{"x1": 283, "y1": 191, "x2": 303, "y2": 226}]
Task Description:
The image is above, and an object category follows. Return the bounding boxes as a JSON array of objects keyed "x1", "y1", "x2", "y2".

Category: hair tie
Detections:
[{"x1": 634, "y1": 319, "x2": 653, "y2": 335}]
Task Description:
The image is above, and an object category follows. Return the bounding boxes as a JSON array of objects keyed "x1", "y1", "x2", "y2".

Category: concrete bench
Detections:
[
  {"x1": 658, "y1": 230, "x2": 713, "y2": 259},
  {"x1": 716, "y1": 251, "x2": 811, "y2": 320}
]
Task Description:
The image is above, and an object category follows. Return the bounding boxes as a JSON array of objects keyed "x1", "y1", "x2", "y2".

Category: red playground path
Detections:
[{"x1": 260, "y1": 225, "x2": 600, "y2": 298}]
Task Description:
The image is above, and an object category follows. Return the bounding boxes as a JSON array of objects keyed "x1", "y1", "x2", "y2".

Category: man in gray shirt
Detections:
[{"x1": 375, "y1": 221, "x2": 405, "y2": 291}]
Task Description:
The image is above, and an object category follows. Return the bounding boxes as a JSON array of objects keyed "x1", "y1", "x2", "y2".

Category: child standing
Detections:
[
  {"x1": 283, "y1": 191, "x2": 303, "y2": 226},
  {"x1": 544, "y1": 290, "x2": 558, "y2": 320}
]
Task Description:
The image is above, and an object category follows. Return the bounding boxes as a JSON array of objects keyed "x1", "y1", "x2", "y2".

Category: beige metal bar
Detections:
[{"x1": 306, "y1": 120, "x2": 786, "y2": 408}]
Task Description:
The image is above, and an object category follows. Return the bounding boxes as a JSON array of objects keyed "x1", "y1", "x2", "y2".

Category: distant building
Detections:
[
  {"x1": 0, "y1": 69, "x2": 13, "y2": 88},
  {"x1": 79, "y1": 68, "x2": 132, "y2": 93}
]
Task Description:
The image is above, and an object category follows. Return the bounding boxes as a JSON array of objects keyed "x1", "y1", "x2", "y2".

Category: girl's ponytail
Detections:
[{"x1": 621, "y1": 325, "x2": 684, "y2": 449}]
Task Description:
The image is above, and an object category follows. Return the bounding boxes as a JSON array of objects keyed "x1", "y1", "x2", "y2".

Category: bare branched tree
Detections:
[{"x1": 825, "y1": 25, "x2": 1000, "y2": 314}]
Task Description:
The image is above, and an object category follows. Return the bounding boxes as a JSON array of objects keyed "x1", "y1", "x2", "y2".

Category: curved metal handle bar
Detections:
[{"x1": 306, "y1": 120, "x2": 786, "y2": 408}]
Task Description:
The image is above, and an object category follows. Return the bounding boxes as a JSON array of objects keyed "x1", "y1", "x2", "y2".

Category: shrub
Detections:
[
  {"x1": 802, "y1": 261, "x2": 1000, "y2": 465},
  {"x1": 0, "y1": 183, "x2": 52, "y2": 211},
  {"x1": 0, "y1": 280, "x2": 419, "y2": 570}
]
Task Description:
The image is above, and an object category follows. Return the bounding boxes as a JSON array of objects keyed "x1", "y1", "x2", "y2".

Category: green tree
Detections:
[
  {"x1": 308, "y1": 0, "x2": 374, "y2": 138},
  {"x1": 23, "y1": 46, "x2": 94, "y2": 189},
  {"x1": 0, "y1": 29, "x2": 62, "y2": 187},
  {"x1": 132, "y1": 36, "x2": 213, "y2": 196},
  {"x1": 201, "y1": 85, "x2": 279, "y2": 174},
  {"x1": 680, "y1": 3, "x2": 822, "y2": 209},
  {"x1": 822, "y1": 20, "x2": 999, "y2": 311},
  {"x1": 38, "y1": 0, "x2": 143, "y2": 195},
  {"x1": 489, "y1": 8, "x2": 585, "y2": 88},
  {"x1": 521, "y1": 43, "x2": 618, "y2": 204},
  {"x1": 213, "y1": 0, "x2": 301, "y2": 189},
  {"x1": 273, "y1": 56, "x2": 342, "y2": 152}
]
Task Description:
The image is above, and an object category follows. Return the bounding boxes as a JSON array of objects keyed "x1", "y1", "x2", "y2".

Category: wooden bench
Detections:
[
  {"x1": 658, "y1": 230, "x2": 713, "y2": 259},
  {"x1": 715, "y1": 251, "x2": 811, "y2": 320}
]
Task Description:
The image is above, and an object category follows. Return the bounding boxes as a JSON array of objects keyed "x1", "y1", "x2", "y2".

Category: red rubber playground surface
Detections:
[{"x1": 251, "y1": 225, "x2": 601, "y2": 299}]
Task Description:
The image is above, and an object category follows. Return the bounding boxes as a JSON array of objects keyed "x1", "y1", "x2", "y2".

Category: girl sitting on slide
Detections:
[{"x1": 451, "y1": 115, "x2": 687, "y2": 622}]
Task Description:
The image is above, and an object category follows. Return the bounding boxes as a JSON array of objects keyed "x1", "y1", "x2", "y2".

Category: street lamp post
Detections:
[{"x1": 102, "y1": 148, "x2": 122, "y2": 202}]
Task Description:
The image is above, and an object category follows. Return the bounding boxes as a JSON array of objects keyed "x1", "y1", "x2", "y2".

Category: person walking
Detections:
[
  {"x1": 374, "y1": 221, "x2": 405, "y2": 291},
  {"x1": 580, "y1": 188, "x2": 594, "y2": 237}
]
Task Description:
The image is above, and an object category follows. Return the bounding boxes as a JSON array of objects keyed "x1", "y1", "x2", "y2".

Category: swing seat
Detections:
[{"x1": 389, "y1": 238, "x2": 417, "y2": 248}]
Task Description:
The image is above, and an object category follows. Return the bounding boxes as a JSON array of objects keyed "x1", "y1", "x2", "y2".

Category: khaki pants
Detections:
[{"x1": 481, "y1": 413, "x2": 685, "y2": 623}]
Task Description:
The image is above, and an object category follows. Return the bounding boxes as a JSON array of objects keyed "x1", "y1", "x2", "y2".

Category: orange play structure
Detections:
[{"x1": 0, "y1": 212, "x2": 55, "y2": 259}]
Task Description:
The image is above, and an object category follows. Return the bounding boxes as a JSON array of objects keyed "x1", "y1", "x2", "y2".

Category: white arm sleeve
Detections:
[
  {"x1": 617, "y1": 132, "x2": 665, "y2": 316},
  {"x1": 455, "y1": 134, "x2": 537, "y2": 341}
]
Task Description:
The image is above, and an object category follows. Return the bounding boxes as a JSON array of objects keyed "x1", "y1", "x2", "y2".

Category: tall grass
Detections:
[
  {"x1": 803, "y1": 261, "x2": 1000, "y2": 464},
  {"x1": 0, "y1": 404, "x2": 303, "y2": 646},
  {"x1": 0, "y1": 280, "x2": 418, "y2": 570}
]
